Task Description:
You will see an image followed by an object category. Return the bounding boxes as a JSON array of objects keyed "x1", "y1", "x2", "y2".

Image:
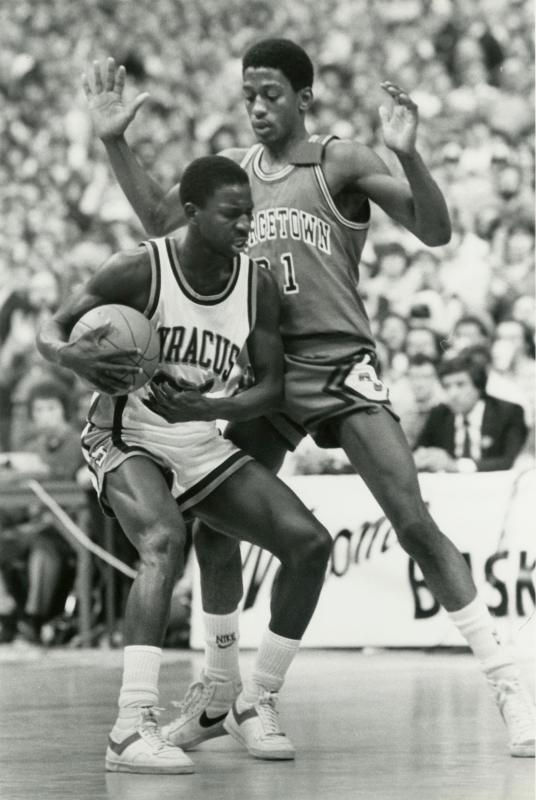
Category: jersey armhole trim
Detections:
[
  {"x1": 240, "y1": 144, "x2": 263, "y2": 170},
  {"x1": 313, "y1": 165, "x2": 370, "y2": 231},
  {"x1": 247, "y1": 256, "x2": 258, "y2": 331},
  {"x1": 141, "y1": 239, "x2": 161, "y2": 318}
]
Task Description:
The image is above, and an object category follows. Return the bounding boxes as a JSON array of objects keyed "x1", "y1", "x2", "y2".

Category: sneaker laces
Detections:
[
  {"x1": 138, "y1": 706, "x2": 175, "y2": 751},
  {"x1": 492, "y1": 680, "x2": 535, "y2": 742},
  {"x1": 171, "y1": 681, "x2": 214, "y2": 717},
  {"x1": 257, "y1": 691, "x2": 285, "y2": 737}
]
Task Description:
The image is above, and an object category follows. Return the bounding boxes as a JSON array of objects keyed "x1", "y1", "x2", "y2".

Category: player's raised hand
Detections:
[
  {"x1": 82, "y1": 57, "x2": 149, "y2": 142},
  {"x1": 379, "y1": 81, "x2": 418, "y2": 156}
]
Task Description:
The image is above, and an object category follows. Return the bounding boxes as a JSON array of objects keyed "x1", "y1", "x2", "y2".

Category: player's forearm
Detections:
[
  {"x1": 397, "y1": 150, "x2": 451, "y2": 246},
  {"x1": 102, "y1": 135, "x2": 169, "y2": 235},
  {"x1": 205, "y1": 380, "x2": 283, "y2": 422}
]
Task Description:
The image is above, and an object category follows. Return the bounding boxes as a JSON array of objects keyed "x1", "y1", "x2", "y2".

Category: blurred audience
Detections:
[
  {"x1": 390, "y1": 354, "x2": 445, "y2": 448},
  {"x1": 0, "y1": 381, "x2": 84, "y2": 644}
]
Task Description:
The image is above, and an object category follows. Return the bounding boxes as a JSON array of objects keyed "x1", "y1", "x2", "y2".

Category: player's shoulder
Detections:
[
  {"x1": 105, "y1": 245, "x2": 151, "y2": 272},
  {"x1": 94, "y1": 246, "x2": 151, "y2": 289},
  {"x1": 217, "y1": 147, "x2": 250, "y2": 165},
  {"x1": 324, "y1": 137, "x2": 390, "y2": 178}
]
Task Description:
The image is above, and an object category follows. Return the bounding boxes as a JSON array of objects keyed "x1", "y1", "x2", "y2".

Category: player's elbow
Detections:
[{"x1": 420, "y1": 225, "x2": 451, "y2": 247}]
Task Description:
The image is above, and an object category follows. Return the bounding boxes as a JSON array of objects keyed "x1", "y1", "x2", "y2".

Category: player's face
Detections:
[
  {"x1": 242, "y1": 67, "x2": 306, "y2": 144},
  {"x1": 441, "y1": 372, "x2": 480, "y2": 415},
  {"x1": 197, "y1": 183, "x2": 253, "y2": 257}
]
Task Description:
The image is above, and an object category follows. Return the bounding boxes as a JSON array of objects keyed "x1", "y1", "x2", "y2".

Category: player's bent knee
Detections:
[
  {"x1": 284, "y1": 522, "x2": 332, "y2": 571},
  {"x1": 137, "y1": 523, "x2": 183, "y2": 566}
]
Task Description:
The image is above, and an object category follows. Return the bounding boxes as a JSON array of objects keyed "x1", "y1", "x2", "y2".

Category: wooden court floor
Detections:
[{"x1": 0, "y1": 646, "x2": 534, "y2": 800}]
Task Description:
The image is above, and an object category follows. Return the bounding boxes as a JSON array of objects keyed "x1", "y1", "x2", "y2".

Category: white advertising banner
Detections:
[{"x1": 190, "y1": 469, "x2": 535, "y2": 649}]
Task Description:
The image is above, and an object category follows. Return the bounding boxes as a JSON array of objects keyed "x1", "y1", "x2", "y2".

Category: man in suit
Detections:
[{"x1": 414, "y1": 353, "x2": 527, "y2": 472}]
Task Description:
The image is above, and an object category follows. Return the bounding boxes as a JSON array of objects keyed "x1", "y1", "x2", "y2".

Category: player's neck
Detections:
[
  {"x1": 174, "y1": 235, "x2": 234, "y2": 295},
  {"x1": 260, "y1": 124, "x2": 310, "y2": 170}
]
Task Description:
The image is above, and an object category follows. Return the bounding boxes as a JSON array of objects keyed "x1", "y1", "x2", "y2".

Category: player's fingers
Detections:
[
  {"x1": 105, "y1": 56, "x2": 116, "y2": 91},
  {"x1": 89, "y1": 321, "x2": 112, "y2": 338},
  {"x1": 128, "y1": 92, "x2": 150, "y2": 118},
  {"x1": 100, "y1": 347, "x2": 141, "y2": 361},
  {"x1": 93, "y1": 61, "x2": 103, "y2": 92},
  {"x1": 378, "y1": 105, "x2": 390, "y2": 123},
  {"x1": 398, "y1": 94, "x2": 418, "y2": 110},
  {"x1": 81, "y1": 72, "x2": 92, "y2": 98},
  {"x1": 97, "y1": 362, "x2": 141, "y2": 375},
  {"x1": 115, "y1": 64, "x2": 126, "y2": 93}
]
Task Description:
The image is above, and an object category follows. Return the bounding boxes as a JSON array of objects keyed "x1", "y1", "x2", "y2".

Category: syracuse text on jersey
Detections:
[{"x1": 158, "y1": 325, "x2": 241, "y2": 383}]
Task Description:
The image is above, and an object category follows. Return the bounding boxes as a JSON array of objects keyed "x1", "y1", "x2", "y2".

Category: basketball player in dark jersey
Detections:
[{"x1": 82, "y1": 41, "x2": 534, "y2": 758}]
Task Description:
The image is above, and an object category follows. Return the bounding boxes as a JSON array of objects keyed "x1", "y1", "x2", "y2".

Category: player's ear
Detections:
[
  {"x1": 183, "y1": 202, "x2": 199, "y2": 223},
  {"x1": 298, "y1": 87, "x2": 313, "y2": 113}
]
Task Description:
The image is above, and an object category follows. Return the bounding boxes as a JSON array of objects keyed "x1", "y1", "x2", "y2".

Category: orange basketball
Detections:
[{"x1": 70, "y1": 304, "x2": 160, "y2": 395}]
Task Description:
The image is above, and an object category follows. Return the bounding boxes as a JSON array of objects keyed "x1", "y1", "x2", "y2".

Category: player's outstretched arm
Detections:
[
  {"x1": 144, "y1": 267, "x2": 284, "y2": 423},
  {"x1": 83, "y1": 58, "x2": 184, "y2": 235},
  {"x1": 37, "y1": 250, "x2": 151, "y2": 394},
  {"x1": 329, "y1": 82, "x2": 451, "y2": 246}
]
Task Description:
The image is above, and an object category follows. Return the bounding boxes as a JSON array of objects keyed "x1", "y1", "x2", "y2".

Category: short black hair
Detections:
[
  {"x1": 438, "y1": 354, "x2": 488, "y2": 396},
  {"x1": 242, "y1": 38, "x2": 314, "y2": 91},
  {"x1": 179, "y1": 156, "x2": 249, "y2": 208}
]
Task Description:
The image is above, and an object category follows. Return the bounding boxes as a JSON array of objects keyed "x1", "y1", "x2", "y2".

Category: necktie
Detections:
[{"x1": 462, "y1": 416, "x2": 471, "y2": 458}]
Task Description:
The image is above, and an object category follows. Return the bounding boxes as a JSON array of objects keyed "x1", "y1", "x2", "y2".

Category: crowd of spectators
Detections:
[{"x1": 0, "y1": 0, "x2": 534, "y2": 640}]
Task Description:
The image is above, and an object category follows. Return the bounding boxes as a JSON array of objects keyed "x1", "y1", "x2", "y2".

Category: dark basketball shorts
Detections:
[{"x1": 266, "y1": 350, "x2": 399, "y2": 450}]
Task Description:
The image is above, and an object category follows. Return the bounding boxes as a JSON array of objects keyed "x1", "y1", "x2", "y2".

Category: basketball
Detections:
[{"x1": 69, "y1": 304, "x2": 160, "y2": 394}]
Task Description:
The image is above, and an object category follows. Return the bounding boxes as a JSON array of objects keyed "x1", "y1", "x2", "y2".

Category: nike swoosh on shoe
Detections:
[{"x1": 199, "y1": 710, "x2": 228, "y2": 728}]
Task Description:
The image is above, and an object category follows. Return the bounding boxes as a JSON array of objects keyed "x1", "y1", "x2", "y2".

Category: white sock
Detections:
[
  {"x1": 242, "y1": 628, "x2": 301, "y2": 704},
  {"x1": 203, "y1": 610, "x2": 241, "y2": 685},
  {"x1": 117, "y1": 645, "x2": 162, "y2": 712},
  {"x1": 448, "y1": 596, "x2": 518, "y2": 680}
]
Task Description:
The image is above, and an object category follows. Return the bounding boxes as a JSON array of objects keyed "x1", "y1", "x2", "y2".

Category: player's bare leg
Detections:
[
  {"x1": 165, "y1": 458, "x2": 331, "y2": 759},
  {"x1": 163, "y1": 419, "x2": 289, "y2": 751},
  {"x1": 331, "y1": 408, "x2": 534, "y2": 758},
  {"x1": 103, "y1": 457, "x2": 194, "y2": 774},
  {"x1": 194, "y1": 459, "x2": 331, "y2": 759}
]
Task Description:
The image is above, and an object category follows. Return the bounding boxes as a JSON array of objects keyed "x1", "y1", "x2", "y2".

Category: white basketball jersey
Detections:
[{"x1": 88, "y1": 236, "x2": 257, "y2": 439}]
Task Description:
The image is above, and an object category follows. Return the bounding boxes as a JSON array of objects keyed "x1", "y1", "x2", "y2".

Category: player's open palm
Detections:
[
  {"x1": 82, "y1": 57, "x2": 149, "y2": 141},
  {"x1": 379, "y1": 81, "x2": 418, "y2": 156}
]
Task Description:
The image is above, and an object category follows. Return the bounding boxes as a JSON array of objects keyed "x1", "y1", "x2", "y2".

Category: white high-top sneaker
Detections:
[
  {"x1": 224, "y1": 689, "x2": 295, "y2": 760},
  {"x1": 106, "y1": 706, "x2": 194, "y2": 773},
  {"x1": 161, "y1": 672, "x2": 240, "y2": 749},
  {"x1": 489, "y1": 678, "x2": 535, "y2": 757}
]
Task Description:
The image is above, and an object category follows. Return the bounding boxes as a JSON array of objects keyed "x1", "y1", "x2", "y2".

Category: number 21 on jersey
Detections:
[{"x1": 255, "y1": 253, "x2": 299, "y2": 294}]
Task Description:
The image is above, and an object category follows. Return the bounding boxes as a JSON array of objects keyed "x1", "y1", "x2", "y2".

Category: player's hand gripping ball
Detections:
[{"x1": 69, "y1": 304, "x2": 160, "y2": 395}]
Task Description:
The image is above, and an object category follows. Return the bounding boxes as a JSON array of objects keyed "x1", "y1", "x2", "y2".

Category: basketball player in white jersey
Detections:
[
  {"x1": 82, "y1": 41, "x2": 534, "y2": 758},
  {"x1": 37, "y1": 156, "x2": 332, "y2": 773}
]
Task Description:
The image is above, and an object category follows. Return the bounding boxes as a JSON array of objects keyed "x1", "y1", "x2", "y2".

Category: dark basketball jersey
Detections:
[{"x1": 241, "y1": 135, "x2": 375, "y2": 362}]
